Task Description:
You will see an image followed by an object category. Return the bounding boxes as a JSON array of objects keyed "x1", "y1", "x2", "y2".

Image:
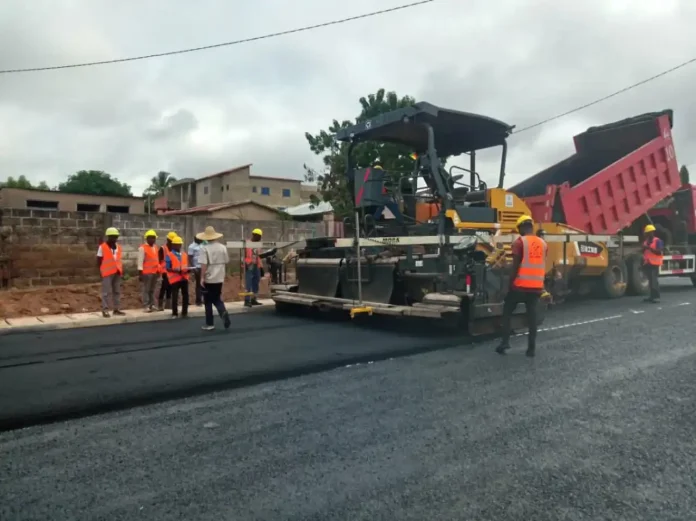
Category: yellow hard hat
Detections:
[
  {"x1": 516, "y1": 215, "x2": 533, "y2": 228},
  {"x1": 166, "y1": 231, "x2": 178, "y2": 241},
  {"x1": 144, "y1": 229, "x2": 157, "y2": 238},
  {"x1": 252, "y1": 228, "x2": 263, "y2": 236},
  {"x1": 171, "y1": 236, "x2": 184, "y2": 245},
  {"x1": 644, "y1": 224, "x2": 656, "y2": 233},
  {"x1": 105, "y1": 227, "x2": 119, "y2": 236}
]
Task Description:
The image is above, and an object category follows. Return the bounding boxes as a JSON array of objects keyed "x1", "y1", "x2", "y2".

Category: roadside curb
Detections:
[{"x1": 0, "y1": 299, "x2": 275, "y2": 336}]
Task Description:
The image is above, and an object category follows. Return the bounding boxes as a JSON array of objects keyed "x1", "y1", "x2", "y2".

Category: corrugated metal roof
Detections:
[{"x1": 284, "y1": 201, "x2": 333, "y2": 217}]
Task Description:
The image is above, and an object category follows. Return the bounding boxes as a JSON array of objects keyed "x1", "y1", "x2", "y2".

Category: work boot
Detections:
[
  {"x1": 113, "y1": 310, "x2": 125, "y2": 316},
  {"x1": 102, "y1": 310, "x2": 110, "y2": 318},
  {"x1": 244, "y1": 301, "x2": 253, "y2": 308},
  {"x1": 495, "y1": 343, "x2": 510, "y2": 355},
  {"x1": 526, "y1": 343, "x2": 536, "y2": 358},
  {"x1": 250, "y1": 298, "x2": 262, "y2": 306},
  {"x1": 223, "y1": 312, "x2": 231, "y2": 329}
]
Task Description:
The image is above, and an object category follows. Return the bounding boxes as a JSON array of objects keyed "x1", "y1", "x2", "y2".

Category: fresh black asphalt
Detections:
[{"x1": 1, "y1": 281, "x2": 695, "y2": 519}]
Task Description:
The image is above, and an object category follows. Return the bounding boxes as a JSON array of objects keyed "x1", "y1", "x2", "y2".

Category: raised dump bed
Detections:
[{"x1": 509, "y1": 110, "x2": 681, "y2": 235}]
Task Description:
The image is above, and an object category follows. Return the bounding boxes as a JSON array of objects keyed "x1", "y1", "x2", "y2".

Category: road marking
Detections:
[
  {"x1": 675, "y1": 302, "x2": 691, "y2": 306},
  {"x1": 514, "y1": 314, "x2": 622, "y2": 337},
  {"x1": 630, "y1": 309, "x2": 645, "y2": 314}
]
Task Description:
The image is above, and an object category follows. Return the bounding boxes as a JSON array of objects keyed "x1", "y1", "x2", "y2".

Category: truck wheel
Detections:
[
  {"x1": 599, "y1": 260, "x2": 628, "y2": 299},
  {"x1": 626, "y1": 254, "x2": 649, "y2": 295}
]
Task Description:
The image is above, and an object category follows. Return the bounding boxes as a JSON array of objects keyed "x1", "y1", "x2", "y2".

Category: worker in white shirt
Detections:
[{"x1": 188, "y1": 236, "x2": 204, "y2": 306}]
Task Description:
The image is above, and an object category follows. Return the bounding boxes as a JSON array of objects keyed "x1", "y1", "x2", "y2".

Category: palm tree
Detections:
[{"x1": 144, "y1": 171, "x2": 177, "y2": 198}]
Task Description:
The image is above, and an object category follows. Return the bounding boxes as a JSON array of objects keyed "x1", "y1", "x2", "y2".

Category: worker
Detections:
[
  {"x1": 137, "y1": 229, "x2": 160, "y2": 312},
  {"x1": 243, "y1": 228, "x2": 277, "y2": 307},
  {"x1": 187, "y1": 235, "x2": 204, "y2": 306},
  {"x1": 197, "y1": 226, "x2": 231, "y2": 331},
  {"x1": 166, "y1": 236, "x2": 190, "y2": 318},
  {"x1": 642, "y1": 224, "x2": 664, "y2": 303},
  {"x1": 495, "y1": 215, "x2": 548, "y2": 358},
  {"x1": 157, "y1": 231, "x2": 177, "y2": 311},
  {"x1": 96, "y1": 227, "x2": 125, "y2": 318}
]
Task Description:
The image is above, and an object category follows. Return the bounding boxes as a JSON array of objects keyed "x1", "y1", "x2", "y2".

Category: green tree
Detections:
[
  {"x1": 304, "y1": 88, "x2": 418, "y2": 218},
  {"x1": 36, "y1": 181, "x2": 50, "y2": 190},
  {"x1": 58, "y1": 170, "x2": 132, "y2": 197},
  {"x1": 143, "y1": 171, "x2": 177, "y2": 198},
  {"x1": 680, "y1": 165, "x2": 690, "y2": 185},
  {"x1": 1, "y1": 175, "x2": 36, "y2": 189}
]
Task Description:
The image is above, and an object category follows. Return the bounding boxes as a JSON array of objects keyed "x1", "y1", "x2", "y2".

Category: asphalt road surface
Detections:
[{"x1": 2, "y1": 280, "x2": 696, "y2": 520}]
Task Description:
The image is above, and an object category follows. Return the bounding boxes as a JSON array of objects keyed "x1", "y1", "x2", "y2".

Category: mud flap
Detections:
[
  {"x1": 297, "y1": 259, "x2": 341, "y2": 298},
  {"x1": 340, "y1": 261, "x2": 395, "y2": 304}
]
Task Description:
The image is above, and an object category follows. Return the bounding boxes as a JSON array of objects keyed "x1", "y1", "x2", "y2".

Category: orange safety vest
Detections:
[
  {"x1": 141, "y1": 243, "x2": 160, "y2": 275},
  {"x1": 643, "y1": 237, "x2": 663, "y2": 266},
  {"x1": 159, "y1": 245, "x2": 170, "y2": 272},
  {"x1": 245, "y1": 246, "x2": 262, "y2": 268},
  {"x1": 512, "y1": 235, "x2": 547, "y2": 290},
  {"x1": 167, "y1": 251, "x2": 190, "y2": 284},
  {"x1": 99, "y1": 243, "x2": 123, "y2": 278}
]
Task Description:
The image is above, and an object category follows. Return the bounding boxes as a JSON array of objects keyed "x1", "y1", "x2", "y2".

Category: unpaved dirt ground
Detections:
[{"x1": 0, "y1": 275, "x2": 271, "y2": 319}]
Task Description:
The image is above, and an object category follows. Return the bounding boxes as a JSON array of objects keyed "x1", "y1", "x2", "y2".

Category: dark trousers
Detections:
[
  {"x1": 171, "y1": 279, "x2": 189, "y2": 316},
  {"x1": 644, "y1": 264, "x2": 660, "y2": 300},
  {"x1": 244, "y1": 265, "x2": 260, "y2": 303},
  {"x1": 158, "y1": 273, "x2": 171, "y2": 303},
  {"x1": 203, "y1": 282, "x2": 228, "y2": 326},
  {"x1": 500, "y1": 290, "x2": 540, "y2": 347},
  {"x1": 193, "y1": 269, "x2": 202, "y2": 305}
]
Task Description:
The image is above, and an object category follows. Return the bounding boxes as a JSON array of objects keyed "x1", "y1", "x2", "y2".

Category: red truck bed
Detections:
[{"x1": 509, "y1": 110, "x2": 681, "y2": 235}]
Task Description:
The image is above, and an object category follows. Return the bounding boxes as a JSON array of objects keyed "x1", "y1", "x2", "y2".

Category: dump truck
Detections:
[
  {"x1": 228, "y1": 102, "x2": 641, "y2": 336},
  {"x1": 509, "y1": 109, "x2": 695, "y2": 298}
]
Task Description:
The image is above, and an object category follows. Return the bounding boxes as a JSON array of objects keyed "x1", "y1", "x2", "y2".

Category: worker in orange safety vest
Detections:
[
  {"x1": 157, "y1": 231, "x2": 177, "y2": 311},
  {"x1": 138, "y1": 229, "x2": 160, "y2": 312},
  {"x1": 166, "y1": 236, "x2": 191, "y2": 318},
  {"x1": 496, "y1": 215, "x2": 548, "y2": 358},
  {"x1": 243, "y1": 228, "x2": 277, "y2": 308},
  {"x1": 96, "y1": 227, "x2": 125, "y2": 318},
  {"x1": 642, "y1": 224, "x2": 664, "y2": 303}
]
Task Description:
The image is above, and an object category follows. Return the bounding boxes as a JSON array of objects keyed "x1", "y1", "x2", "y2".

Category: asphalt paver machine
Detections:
[{"x1": 268, "y1": 102, "x2": 554, "y2": 335}]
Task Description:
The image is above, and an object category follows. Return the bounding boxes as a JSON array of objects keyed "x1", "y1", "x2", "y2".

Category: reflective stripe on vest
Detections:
[
  {"x1": 245, "y1": 247, "x2": 262, "y2": 267},
  {"x1": 100, "y1": 243, "x2": 123, "y2": 278},
  {"x1": 513, "y1": 235, "x2": 547, "y2": 290},
  {"x1": 643, "y1": 237, "x2": 663, "y2": 266},
  {"x1": 167, "y1": 251, "x2": 189, "y2": 284},
  {"x1": 141, "y1": 244, "x2": 160, "y2": 275}
]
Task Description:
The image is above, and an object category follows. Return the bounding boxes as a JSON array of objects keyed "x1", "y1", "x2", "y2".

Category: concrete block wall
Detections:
[{"x1": 0, "y1": 208, "x2": 325, "y2": 289}]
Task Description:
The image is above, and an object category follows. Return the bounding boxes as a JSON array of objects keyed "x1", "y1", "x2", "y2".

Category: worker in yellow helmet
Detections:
[
  {"x1": 138, "y1": 229, "x2": 160, "y2": 312},
  {"x1": 96, "y1": 227, "x2": 125, "y2": 318},
  {"x1": 242, "y1": 228, "x2": 277, "y2": 307},
  {"x1": 157, "y1": 231, "x2": 178, "y2": 311},
  {"x1": 496, "y1": 215, "x2": 547, "y2": 358},
  {"x1": 642, "y1": 223, "x2": 663, "y2": 303}
]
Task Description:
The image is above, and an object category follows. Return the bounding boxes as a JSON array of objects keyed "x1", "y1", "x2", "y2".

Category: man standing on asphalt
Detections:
[
  {"x1": 197, "y1": 226, "x2": 231, "y2": 331},
  {"x1": 243, "y1": 228, "x2": 276, "y2": 307},
  {"x1": 642, "y1": 224, "x2": 664, "y2": 303},
  {"x1": 157, "y1": 231, "x2": 177, "y2": 311},
  {"x1": 138, "y1": 229, "x2": 160, "y2": 312},
  {"x1": 188, "y1": 236, "x2": 204, "y2": 306},
  {"x1": 166, "y1": 236, "x2": 190, "y2": 318},
  {"x1": 495, "y1": 215, "x2": 547, "y2": 358},
  {"x1": 96, "y1": 227, "x2": 125, "y2": 318}
]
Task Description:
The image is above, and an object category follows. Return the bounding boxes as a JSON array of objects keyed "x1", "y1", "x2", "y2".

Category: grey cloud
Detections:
[{"x1": 0, "y1": 0, "x2": 695, "y2": 195}]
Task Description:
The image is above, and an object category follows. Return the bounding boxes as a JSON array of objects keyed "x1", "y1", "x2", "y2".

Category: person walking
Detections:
[
  {"x1": 166, "y1": 236, "x2": 190, "y2": 318},
  {"x1": 96, "y1": 227, "x2": 125, "y2": 318},
  {"x1": 197, "y1": 226, "x2": 231, "y2": 331},
  {"x1": 157, "y1": 231, "x2": 177, "y2": 311},
  {"x1": 138, "y1": 229, "x2": 160, "y2": 312},
  {"x1": 642, "y1": 224, "x2": 664, "y2": 303},
  {"x1": 495, "y1": 215, "x2": 547, "y2": 358},
  {"x1": 188, "y1": 236, "x2": 204, "y2": 306}
]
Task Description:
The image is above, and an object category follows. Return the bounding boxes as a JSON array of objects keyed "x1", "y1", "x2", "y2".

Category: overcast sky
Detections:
[{"x1": 0, "y1": 0, "x2": 694, "y2": 195}]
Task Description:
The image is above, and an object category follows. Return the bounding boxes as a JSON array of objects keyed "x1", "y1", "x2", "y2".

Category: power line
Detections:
[
  {"x1": 0, "y1": 0, "x2": 435, "y2": 74},
  {"x1": 514, "y1": 56, "x2": 696, "y2": 134}
]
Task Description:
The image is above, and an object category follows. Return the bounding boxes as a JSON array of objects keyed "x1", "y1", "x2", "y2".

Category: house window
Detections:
[
  {"x1": 252, "y1": 186, "x2": 257, "y2": 193},
  {"x1": 226, "y1": 185, "x2": 229, "y2": 191},
  {"x1": 106, "y1": 205, "x2": 129, "y2": 214},
  {"x1": 282, "y1": 188, "x2": 291, "y2": 198},
  {"x1": 261, "y1": 187, "x2": 270, "y2": 195},
  {"x1": 77, "y1": 203, "x2": 100, "y2": 212},
  {"x1": 26, "y1": 199, "x2": 58, "y2": 209},
  {"x1": 203, "y1": 186, "x2": 209, "y2": 195}
]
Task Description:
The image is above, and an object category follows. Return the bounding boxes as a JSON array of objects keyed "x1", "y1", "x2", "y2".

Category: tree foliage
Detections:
[
  {"x1": 0, "y1": 175, "x2": 51, "y2": 190},
  {"x1": 144, "y1": 171, "x2": 177, "y2": 198},
  {"x1": 58, "y1": 170, "x2": 132, "y2": 197},
  {"x1": 304, "y1": 88, "x2": 418, "y2": 218}
]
